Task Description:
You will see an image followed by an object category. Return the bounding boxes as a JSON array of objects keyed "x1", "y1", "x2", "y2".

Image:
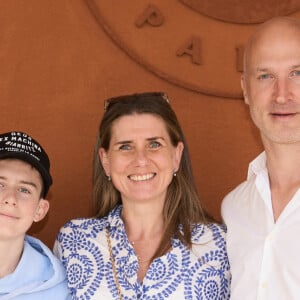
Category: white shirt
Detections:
[{"x1": 222, "y1": 152, "x2": 300, "y2": 300}]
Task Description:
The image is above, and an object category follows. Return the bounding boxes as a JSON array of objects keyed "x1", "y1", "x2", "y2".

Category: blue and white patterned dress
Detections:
[{"x1": 54, "y1": 206, "x2": 230, "y2": 299}]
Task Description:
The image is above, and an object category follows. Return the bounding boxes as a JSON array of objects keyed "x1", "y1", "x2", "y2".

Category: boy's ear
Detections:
[{"x1": 33, "y1": 199, "x2": 50, "y2": 222}]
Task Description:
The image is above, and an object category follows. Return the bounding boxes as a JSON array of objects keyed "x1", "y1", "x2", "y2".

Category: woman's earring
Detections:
[
  {"x1": 173, "y1": 172, "x2": 177, "y2": 177},
  {"x1": 107, "y1": 175, "x2": 111, "y2": 181}
]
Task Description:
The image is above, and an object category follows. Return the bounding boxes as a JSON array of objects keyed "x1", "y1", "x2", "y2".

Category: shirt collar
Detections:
[
  {"x1": 107, "y1": 205, "x2": 124, "y2": 229},
  {"x1": 247, "y1": 151, "x2": 267, "y2": 179}
]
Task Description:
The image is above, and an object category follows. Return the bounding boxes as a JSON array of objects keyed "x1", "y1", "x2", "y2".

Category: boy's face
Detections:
[{"x1": 0, "y1": 159, "x2": 49, "y2": 241}]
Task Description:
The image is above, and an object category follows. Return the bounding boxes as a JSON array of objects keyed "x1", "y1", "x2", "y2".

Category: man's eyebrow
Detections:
[
  {"x1": 255, "y1": 67, "x2": 270, "y2": 72},
  {"x1": 255, "y1": 64, "x2": 300, "y2": 72}
]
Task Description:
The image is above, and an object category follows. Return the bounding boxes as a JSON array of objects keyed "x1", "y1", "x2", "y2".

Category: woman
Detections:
[{"x1": 54, "y1": 92, "x2": 230, "y2": 299}]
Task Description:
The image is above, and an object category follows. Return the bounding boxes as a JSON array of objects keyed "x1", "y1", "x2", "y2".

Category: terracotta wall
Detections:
[{"x1": 1, "y1": 1, "x2": 299, "y2": 247}]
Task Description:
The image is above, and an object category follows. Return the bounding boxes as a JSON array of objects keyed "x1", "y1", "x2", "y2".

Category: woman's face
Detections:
[{"x1": 99, "y1": 113, "x2": 183, "y2": 206}]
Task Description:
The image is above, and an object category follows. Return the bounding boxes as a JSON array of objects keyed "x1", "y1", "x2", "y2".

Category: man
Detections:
[
  {"x1": 222, "y1": 17, "x2": 300, "y2": 299},
  {"x1": 0, "y1": 131, "x2": 70, "y2": 299}
]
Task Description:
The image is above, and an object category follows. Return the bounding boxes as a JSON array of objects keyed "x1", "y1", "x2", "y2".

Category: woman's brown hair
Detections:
[{"x1": 92, "y1": 92, "x2": 213, "y2": 258}]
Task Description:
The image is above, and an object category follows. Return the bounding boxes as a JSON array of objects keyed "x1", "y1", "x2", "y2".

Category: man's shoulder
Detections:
[
  {"x1": 221, "y1": 176, "x2": 257, "y2": 213},
  {"x1": 222, "y1": 151, "x2": 267, "y2": 210}
]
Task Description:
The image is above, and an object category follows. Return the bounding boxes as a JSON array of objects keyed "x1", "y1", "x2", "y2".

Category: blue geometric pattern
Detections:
[{"x1": 55, "y1": 206, "x2": 231, "y2": 299}]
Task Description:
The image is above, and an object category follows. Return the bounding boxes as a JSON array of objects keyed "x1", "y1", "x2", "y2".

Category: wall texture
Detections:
[{"x1": 1, "y1": 1, "x2": 299, "y2": 247}]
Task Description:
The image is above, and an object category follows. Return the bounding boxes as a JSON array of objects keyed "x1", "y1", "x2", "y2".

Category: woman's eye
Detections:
[
  {"x1": 119, "y1": 144, "x2": 131, "y2": 151},
  {"x1": 149, "y1": 141, "x2": 161, "y2": 149}
]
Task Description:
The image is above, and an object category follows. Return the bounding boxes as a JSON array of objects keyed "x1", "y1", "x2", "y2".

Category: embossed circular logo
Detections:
[
  {"x1": 85, "y1": 0, "x2": 300, "y2": 98},
  {"x1": 180, "y1": 0, "x2": 300, "y2": 24}
]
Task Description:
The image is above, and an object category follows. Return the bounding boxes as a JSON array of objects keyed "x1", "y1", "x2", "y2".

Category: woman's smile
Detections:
[{"x1": 128, "y1": 173, "x2": 156, "y2": 182}]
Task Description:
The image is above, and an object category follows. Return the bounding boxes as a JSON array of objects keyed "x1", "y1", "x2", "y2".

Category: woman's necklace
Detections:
[
  {"x1": 130, "y1": 241, "x2": 152, "y2": 264},
  {"x1": 105, "y1": 227, "x2": 123, "y2": 300},
  {"x1": 106, "y1": 227, "x2": 155, "y2": 297}
]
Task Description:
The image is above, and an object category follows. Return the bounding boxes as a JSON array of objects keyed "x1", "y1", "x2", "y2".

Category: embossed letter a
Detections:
[
  {"x1": 135, "y1": 4, "x2": 164, "y2": 27},
  {"x1": 176, "y1": 36, "x2": 202, "y2": 65}
]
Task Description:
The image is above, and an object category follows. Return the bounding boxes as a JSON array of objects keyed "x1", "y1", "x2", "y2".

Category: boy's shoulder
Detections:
[
  {"x1": 1, "y1": 235, "x2": 70, "y2": 299},
  {"x1": 24, "y1": 235, "x2": 66, "y2": 275}
]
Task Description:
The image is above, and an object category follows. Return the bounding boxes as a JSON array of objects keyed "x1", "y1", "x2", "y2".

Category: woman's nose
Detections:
[{"x1": 133, "y1": 149, "x2": 149, "y2": 166}]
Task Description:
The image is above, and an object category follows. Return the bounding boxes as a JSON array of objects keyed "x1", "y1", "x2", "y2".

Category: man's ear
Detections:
[
  {"x1": 241, "y1": 75, "x2": 249, "y2": 105},
  {"x1": 33, "y1": 199, "x2": 50, "y2": 222},
  {"x1": 98, "y1": 148, "x2": 110, "y2": 177}
]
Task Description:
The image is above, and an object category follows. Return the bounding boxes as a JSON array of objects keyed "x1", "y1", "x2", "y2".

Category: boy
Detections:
[{"x1": 0, "y1": 131, "x2": 70, "y2": 299}]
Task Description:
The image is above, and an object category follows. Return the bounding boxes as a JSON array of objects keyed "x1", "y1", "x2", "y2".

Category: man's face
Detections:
[{"x1": 242, "y1": 22, "x2": 300, "y2": 145}]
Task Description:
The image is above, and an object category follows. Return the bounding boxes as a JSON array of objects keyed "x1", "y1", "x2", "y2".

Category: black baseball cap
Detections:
[{"x1": 0, "y1": 131, "x2": 52, "y2": 197}]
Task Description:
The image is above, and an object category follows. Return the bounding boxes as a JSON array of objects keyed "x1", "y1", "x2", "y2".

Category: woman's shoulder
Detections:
[
  {"x1": 191, "y1": 222, "x2": 226, "y2": 244},
  {"x1": 57, "y1": 206, "x2": 122, "y2": 237},
  {"x1": 57, "y1": 216, "x2": 109, "y2": 235},
  {"x1": 190, "y1": 222, "x2": 227, "y2": 260}
]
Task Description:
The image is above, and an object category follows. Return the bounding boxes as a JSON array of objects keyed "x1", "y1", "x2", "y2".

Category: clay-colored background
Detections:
[{"x1": 1, "y1": 1, "x2": 299, "y2": 248}]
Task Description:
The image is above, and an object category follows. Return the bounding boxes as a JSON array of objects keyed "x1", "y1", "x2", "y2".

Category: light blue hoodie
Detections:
[{"x1": 0, "y1": 235, "x2": 71, "y2": 299}]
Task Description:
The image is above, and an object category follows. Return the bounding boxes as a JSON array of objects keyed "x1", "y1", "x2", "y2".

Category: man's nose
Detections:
[{"x1": 273, "y1": 77, "x2": 291, "y2": 104}]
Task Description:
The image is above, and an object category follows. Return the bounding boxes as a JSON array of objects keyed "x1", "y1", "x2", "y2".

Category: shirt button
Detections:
[{"x1": 261, "y1": 282, "x2": 267, "y2": 288}]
